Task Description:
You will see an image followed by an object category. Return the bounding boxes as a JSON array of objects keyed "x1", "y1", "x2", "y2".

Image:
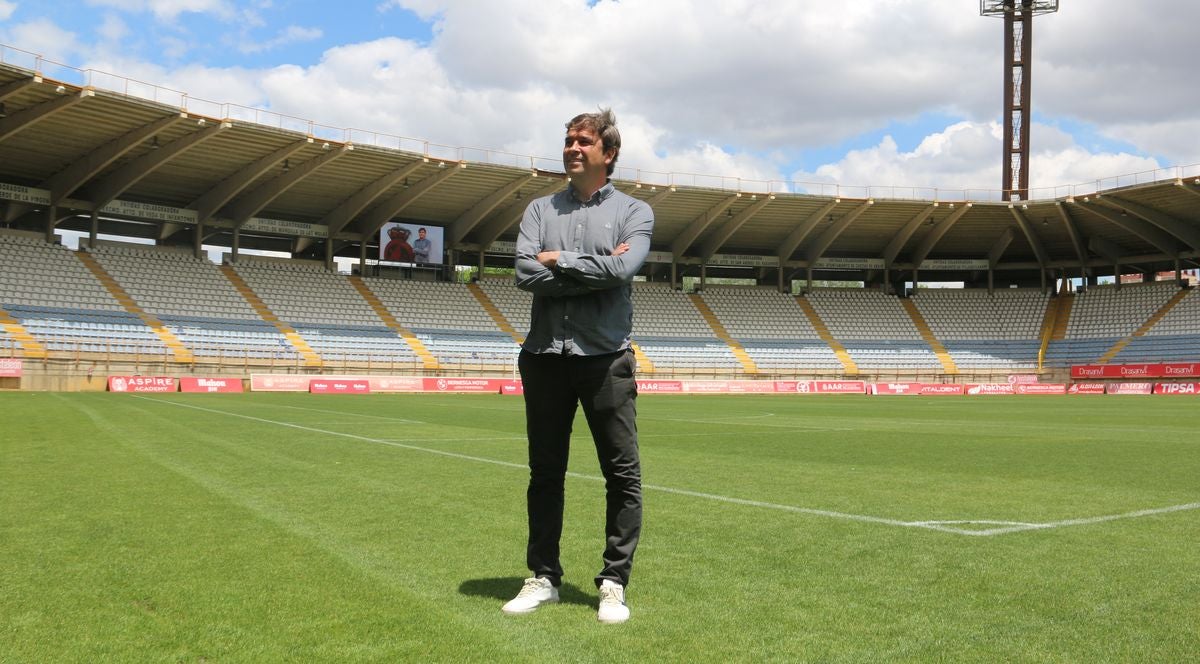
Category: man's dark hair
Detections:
[{"x1": 566, "y1": 107, "x2": 620, "y2": 176}]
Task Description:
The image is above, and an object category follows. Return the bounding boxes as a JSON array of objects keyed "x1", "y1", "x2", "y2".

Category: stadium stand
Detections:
[
  {"x1": 4, "y1": 230, "x2": 1197, "y2": 377},
  {"x1": 230, "y1": 258, "x2": 418, "y2": 365},
  {"x1": 1044, "y1": 281, "x2": 1185, "y2": 367},
  {"x1": 85, "y1": 243, "x2": 300, "y2": 362},
  {"x1": 362, "y1": 277, "x2": 517, "y2": 368},
  {"x1": 804, "y1": 288, "x2": 943, "y2": 371},
  {"x1": 911, "y1": 288, "x2": 1047, "y2": 370},
  {"x1": 0, "y1": 233, "x2": 169, "y2": 356},
  {"x1": 699, "y1": 287, "x2": 842, "y2": 371}
]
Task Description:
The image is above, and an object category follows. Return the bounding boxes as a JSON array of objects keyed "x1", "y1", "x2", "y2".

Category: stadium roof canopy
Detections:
[{"x1": 2, "y1": 59, "x2": 1199, "y2": 289}]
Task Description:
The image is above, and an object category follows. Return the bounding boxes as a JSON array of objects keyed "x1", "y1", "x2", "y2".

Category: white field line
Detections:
[{"x1": 131, "y1": 397, "x2": 1199, "y2": 538}]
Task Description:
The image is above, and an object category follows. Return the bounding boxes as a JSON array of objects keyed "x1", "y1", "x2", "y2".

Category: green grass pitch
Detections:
[{"x1": 2, "y1": 392, "x2": 1197, "y2": 662}]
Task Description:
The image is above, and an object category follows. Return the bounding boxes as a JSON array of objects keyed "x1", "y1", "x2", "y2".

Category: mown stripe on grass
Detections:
[{"x1": 131, "y1": 396, "x2": 1200, "y2": 538}]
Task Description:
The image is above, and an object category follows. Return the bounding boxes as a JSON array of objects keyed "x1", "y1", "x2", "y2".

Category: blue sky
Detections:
[{"x1": 1, "y1": 0, "x2": 1196, "y2": 195}]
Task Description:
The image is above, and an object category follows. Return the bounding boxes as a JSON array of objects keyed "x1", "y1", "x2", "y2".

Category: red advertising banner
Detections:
[
  {"x1": 1106, "y1": 382, "x2": 1154, "y2": 395},
  {"x1": 179, "y1": 377, "x2": 244, "y2": 393},
  {"x1": 1067, "y1": 383, "x2": 1106, "y2": 395},
  {"x1": 251, "y1": 374, "x2": 312, "y2": 392},
  {"x1": 682, "y1": 380, "x2": 777, "y2": 393},
  {"x1": 870, "y1": 382, "x2": 924, "y2": 395},
  {"x1": 500, "y1": 380, "x2": 524, "y2": 395},
  {"x1": 1162, "y1": 363, "x2": 1200, "y2": 378},
  {"x1": 1014, "y1": 383, "x2": 1067, "y2": 395},
  {"x1": 778, "y1": 380, "x2": 868, "y2": 394},
  {"x1": 1154, "y1": 383, "x2": 1200, "y2": 395},
  {"x1": 0, "y1": 357, "x2": 22, "y2": 377},
  {"x1": 1008, "y1": 374, "x2": 1040, "y2": 384},
  {"x1": 964, "y1": 383, "x2": 1015, "y2": 395},
  {"x1": 310, "y1": 379, "x2": 371, "y2": 394},
  {"x1": 1072, "y1": 363, "x2": 1200, "y2": 379},
  {"x1": 370, "y1": 376, "x2": 426, "y2": 392},
  {"x1": 920, "y1": 384, "x2": 965, "y2": 396},
  {"x1": 108, "y1": 376, "x2": 176, "y2": 393},
  {"x1": 422, "y1": 377, "x2": 509, "y2": 393},
  {"x1": 635, "y1": 380, "x2": 685, "y2": 393}
]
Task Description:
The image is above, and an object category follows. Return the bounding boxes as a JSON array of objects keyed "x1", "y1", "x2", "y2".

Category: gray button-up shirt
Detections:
[{"x1": 515, "y1": 181, "x2": 655, "y2": 356}]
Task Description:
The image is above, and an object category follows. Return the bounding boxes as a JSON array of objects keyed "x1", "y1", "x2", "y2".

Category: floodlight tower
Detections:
[{"x1": 981, "y1": 1, "x2": 1059, "y2": 201}]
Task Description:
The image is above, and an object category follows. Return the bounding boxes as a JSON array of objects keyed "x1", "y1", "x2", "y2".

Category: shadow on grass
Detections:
[{"x1": 459, "y1": 577, "x2": 595, "y2": 608}]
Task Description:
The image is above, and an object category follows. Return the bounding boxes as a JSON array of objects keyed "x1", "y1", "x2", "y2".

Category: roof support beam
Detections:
[
  {"x1": 1054, "y1": 202, "x2": 1090, "y2": 277},
  {"x1": 1175, "y1": 180, "x2": 1200, "y2": 200},
  {"x1": 671, "y1": 194, "x2": 739, "y2": 257},
  {"x1": 776, "y1": 198, "x2": 840, "y2": 265},
  {"x1": 224, "y1": 144, "x2": 349, "y2": 227},
  {"x1": 191, "y1": 138, "x2": 312, "y2": 225},
  {"x1": 987, "y1": 227, "x2": 1015, "y2": 267},
  {"x1": 1076, "y1": 201, "x2": 1181, "y2": 257},
  {"x1": 0, "y1": 88, "x2": 92, "y2": 145},
  {"x1": 882, "y1": 204, "x2": 936, "y2": 268},
  {"x1": 448, "y1": 174, "x2": 536, "y2": 246},
  {"x1": 1006, "y1": 205, "x2": 1049, "y2": 270},
  {"x1": 1088, "y1": 235, "x2": 1124, "y2": 264},
  {"x1": 802, "y1": 199, "x2": 873, "y2": 264},
  {"x1": 321, "y1": 160, "x2": 423, "y2": 237},
  {"x1": 473, "y1": 177, "x2": 566, "y2": 250},
  {"x1": 89, "y1": 120, "x2": 227, "y2": 210},
  {"x1": 912, "y1": 203, "x2": 973, "y2": 267},
  {"x1": 1098, "y1": 196, "x2": 1200, "y2": 251},
  {"x1": 699, "y1": 194, "x2": 773, "y2": 261},
  {"x1": 0, "y1": 77, "x2": 38, "y2": 101},
  {"x1": 354, "y1": 162, "x2": 463, "y2": 239},
  {"x1": 44, "y1": 113, "x2": 188, "y2": 204}
]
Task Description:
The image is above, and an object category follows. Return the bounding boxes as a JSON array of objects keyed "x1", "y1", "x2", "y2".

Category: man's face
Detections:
[
  {"x1": 563, "y1": 126, "x2": 612, "y2": 180},
  {"x1": 418, "y1": 229, "x2": 426, "y2": 239}
]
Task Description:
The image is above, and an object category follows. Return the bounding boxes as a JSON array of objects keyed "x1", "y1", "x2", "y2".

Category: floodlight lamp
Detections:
[
  {"x1": 150, "y1": 136, "x2": 160, "y2": 149},
  {"x1": 438, "y1": 161, "x2": 446, "y2": 168},
  {"x1": 55, "y1": 85, "x2": 66, "y2": 94},
  {"x1": 0, "y1": 102, "x2": 6, "y2": 117},
  {"x1": 282, "y1": 159, "x2": 291, "y2": 173},
  {"x1": 322, "y1": 142, "x2": 330, "y2": 149}
]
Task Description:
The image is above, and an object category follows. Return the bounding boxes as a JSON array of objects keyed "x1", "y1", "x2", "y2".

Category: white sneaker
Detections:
[
  {"x1": 501, "y1": 577, "x2": 559, "y2": 615},
  {"x1": 596, "y1": 579, "x2": 630, "y2": 624}
]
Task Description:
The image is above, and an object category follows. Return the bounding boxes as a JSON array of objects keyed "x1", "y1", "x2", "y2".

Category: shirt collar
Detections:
[{"x1": 568, "y1": 180, "x2": 615, "y2": 204}]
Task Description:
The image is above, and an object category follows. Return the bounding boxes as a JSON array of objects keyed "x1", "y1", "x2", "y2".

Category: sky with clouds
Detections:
[{"x1": 1, "y1": 0, "x2": 1196, "y2": 199}]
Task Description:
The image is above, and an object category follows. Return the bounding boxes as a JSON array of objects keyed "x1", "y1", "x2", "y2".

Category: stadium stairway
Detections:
[
  {"x1": 1097, "y1": 288, "x2": 1191, "y2": 364},
  {"x1": 689, "y1": 293, "x2": 758, "y2": 374},
  {"x1": 349, "y1": 276, "x2": 440, "y2": 370},
  {"x1": 75, "y1": 251, "x2": 193, "y2": 363},
  {"x1": 795, "y1": 296, "x2": 859, "y2": 375},
  {"x1": 220, "y1": 265, "x2": 322, "y2": 367},
  {"x1": 0, "y1": 305, "x2": 47, "y2": 358},
  {"x1": 900, "y1": 298, "x2": 958, "y2": 374},
  {"x1": 467, "y1": 281, "x2": 523, "y2": 344},
  {"x1": 1038, "y1": 294, "x2": 1071, "y2": 369}
]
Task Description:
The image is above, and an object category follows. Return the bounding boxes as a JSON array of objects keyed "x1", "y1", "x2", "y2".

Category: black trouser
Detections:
[{"x1": 518, "y1": 348, "x2": 642, "y2": 588}]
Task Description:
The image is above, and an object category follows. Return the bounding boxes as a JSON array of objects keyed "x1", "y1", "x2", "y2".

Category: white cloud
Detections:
[
  {"x1": 790, "y1": 121, "x2": 1162, "y2": 197},
  {"x1": 85, "y1": 0, "x2": 235, "y2": 21},
  {"x1": 238, "y1": 24, "x2": 321, "y2": 54},
  {"x1": 0, "y1": 1, "x2": 17, "y2": 21}
]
